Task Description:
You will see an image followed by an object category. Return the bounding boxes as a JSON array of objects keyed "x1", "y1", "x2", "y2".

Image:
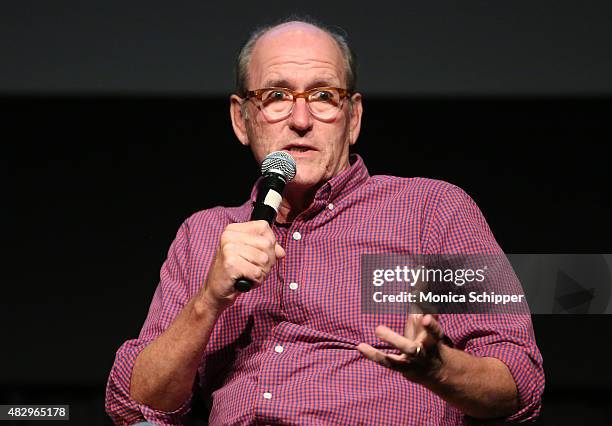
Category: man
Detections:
[{"x1": 106, "y1": 18, "x2": 544, "y2": 425}]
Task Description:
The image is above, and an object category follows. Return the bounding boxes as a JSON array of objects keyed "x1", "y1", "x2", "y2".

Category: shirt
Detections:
[{"x1": 105, "y1": 154, "x2": 544, "y2": 425}]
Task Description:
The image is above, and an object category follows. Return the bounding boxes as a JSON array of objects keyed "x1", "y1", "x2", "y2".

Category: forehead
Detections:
[{"x1": 248, "y1": 23, "x2": 346, "y2": 88}]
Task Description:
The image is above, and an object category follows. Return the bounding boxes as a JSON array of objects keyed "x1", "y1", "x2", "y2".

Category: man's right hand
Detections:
[
  {"x1": 130, "y1": 220, "x2": 285, "y2": 411},
  {"x1": 199, "y1": 220, "x2": 286, "y2": 312}
]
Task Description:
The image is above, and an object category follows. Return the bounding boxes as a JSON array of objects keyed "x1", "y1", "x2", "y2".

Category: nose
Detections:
[{"x1": 288, "y1": 98, "x2": 313, "y2": 133}]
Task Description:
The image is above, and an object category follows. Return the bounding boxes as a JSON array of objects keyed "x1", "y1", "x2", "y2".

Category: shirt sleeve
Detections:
[
  {"x1": 105, "y1": 221, "x2": 195, "y2": 425},
  {"x1": 425, "y1": 184, "x2": 545, "y2": 422}
]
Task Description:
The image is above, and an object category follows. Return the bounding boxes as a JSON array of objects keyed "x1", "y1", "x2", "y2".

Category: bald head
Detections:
[
  {"x1": 254, "y1": 22, "x2": 341, "y2": 60},
  {"x1": 235, "y1": 18, "x2": 356, "y2": 96}
]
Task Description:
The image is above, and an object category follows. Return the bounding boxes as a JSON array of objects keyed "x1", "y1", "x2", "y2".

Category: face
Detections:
[{"x1": 230, "y1": 22, "x2": 363, "y2": 192}]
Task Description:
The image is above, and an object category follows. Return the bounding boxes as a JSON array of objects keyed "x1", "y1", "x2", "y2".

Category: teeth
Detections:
[{"x1": 289, "y1": 147, "x2": 309, "y2": 152}]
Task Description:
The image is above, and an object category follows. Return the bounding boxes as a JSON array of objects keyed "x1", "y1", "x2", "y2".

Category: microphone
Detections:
[{"x1": 234, "y1": 151, "x2": 297, "y2": 292}]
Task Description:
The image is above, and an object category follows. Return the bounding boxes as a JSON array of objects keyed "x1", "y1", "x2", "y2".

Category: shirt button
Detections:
[
  {"x1": 289, "y1": 282, "x2": 299, "y2": 290},
  {"x1": 292, "y1": 231, "x2": 302, "y2": 240},
  {"x1": 263, "y1": 392, "x2": 272, "y2": 400},
  {"x1": 328, "y1": 203, "x2": 334, "y2": 210},
  {"x1": 274, "y1": 345, "x2": 284, "y2": 353}
]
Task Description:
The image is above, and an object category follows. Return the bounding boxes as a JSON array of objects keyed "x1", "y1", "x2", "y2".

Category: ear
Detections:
[
  {"x1": 348, "y1": 93, "x2": 363, "y2": 146},
  {"x1": 230, "y1": 94, "x2": 250, "y2": 146}
]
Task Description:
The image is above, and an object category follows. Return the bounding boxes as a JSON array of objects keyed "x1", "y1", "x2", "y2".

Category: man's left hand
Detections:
[{"x1": 357, "y1": 314, "x2": 446, "y2": 383}]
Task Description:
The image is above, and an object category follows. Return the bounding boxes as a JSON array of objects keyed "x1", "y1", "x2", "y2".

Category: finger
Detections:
[
  {"x1": 422, "y1": 314, "x2": 444, "y2": 341},
  {"x1": 275, "y1": 243, "x2": 286, "y2": 259},
  {"x1": 375, "y1": 325, "x2": 420, "y2": 355},
  {"x1": 356, "y1": 343, "x2": 376, "y2": 358},
  {"x1": 358, "y1": 344, "x2": 411, "y2": 370},
  {"x1": 386, "y1": 352, "x2": 409, "y2": 363},
  {"x1": 405, "y1": 313, "x2": 438, "y2": 346},
  {"x1": 223, "y1": 254, "x2": 266, "y2": 286},
  {"x1": 227, "y1": 220, "x2": 271, "y2": 235},
  {"x1": 231, "y1": 244, "x2": 271, "y2": 268},
  {"x1": 356, "y1": 343, "x2": 394, "y2": 368},
  {"x1": 223, "y1": 231, "x2": 276, "y2": 253},
  {"x1": 248, "y1": 221, "x2": 278, "y2": 252},
  {"x1": 404, "y1": 313, "x2": 423, "y2": 340},
  {"x1": 249, "y1": 219, "x2": 272, "y2": 235}
]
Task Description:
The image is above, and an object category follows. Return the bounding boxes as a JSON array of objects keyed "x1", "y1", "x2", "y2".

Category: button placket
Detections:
[
  {"x1": 283, "y1": 220, "x2": 306, "y2": 322},
  {"x1": 286, "y1": 224, "x2": 303, "y2": 293}
]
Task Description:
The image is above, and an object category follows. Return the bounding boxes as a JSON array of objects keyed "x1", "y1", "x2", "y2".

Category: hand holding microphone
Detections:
[
  {"x1": 200, "y1": 151, "x2": 297, "y2": 312},
  {"x1": 234, "y1": 151, "x2": 296, "y2": 292}
]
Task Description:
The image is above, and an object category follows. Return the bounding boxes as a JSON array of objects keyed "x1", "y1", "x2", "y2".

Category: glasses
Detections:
[{"x1": 243, "y1": 87, "x2": 351, "y2": 121}]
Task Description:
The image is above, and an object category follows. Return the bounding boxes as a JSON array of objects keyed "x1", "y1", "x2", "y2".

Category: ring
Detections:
[{"x1": 414, "y1": 344, "x2": 422, "y2": 357}]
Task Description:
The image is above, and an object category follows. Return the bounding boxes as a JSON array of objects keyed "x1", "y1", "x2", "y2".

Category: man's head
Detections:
[
  {"x1": 235, "y1": 19, "x2": 358, "y2": 99},
  {"x1": 230, "y1": 18, "x2": 363, "y2": 193}
]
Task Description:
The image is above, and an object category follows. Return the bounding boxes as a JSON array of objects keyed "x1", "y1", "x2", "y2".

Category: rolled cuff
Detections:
[
  {"x1": 468, "y1": 342, "x2": 544, "y2": 423},
  {"x1": 105, "y1": 339, "x2": 192, "y2": 425}
]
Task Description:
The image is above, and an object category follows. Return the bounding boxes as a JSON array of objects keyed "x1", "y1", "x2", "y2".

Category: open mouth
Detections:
[
  {"x1": 288, "y1": 146, "x2": 311, "y2": 153},
  {"x1": 284, "y1": 144, "x2": 315, "y2": 154}
]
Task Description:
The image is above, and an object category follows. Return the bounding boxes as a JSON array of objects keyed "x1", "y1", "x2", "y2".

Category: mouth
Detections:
[{"x1": 282, "y1": 144, "x2": 317, "y2": 155}]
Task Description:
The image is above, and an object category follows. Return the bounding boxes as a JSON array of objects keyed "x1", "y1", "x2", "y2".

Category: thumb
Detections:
[{"x1": 275, "y1": 243, "x2": 286, "y2": 259}]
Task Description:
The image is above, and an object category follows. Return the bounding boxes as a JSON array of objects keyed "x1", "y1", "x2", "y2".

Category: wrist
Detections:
[
  {"x1": 429, "y1": 343, "x2": 452, "y2": 383},
  {"x1": 193, "y1": 290, "x2": 226, "y2": 321}
]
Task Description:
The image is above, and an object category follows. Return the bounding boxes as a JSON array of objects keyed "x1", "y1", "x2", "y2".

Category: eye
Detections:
[
  {"x1": 269, "y1": 90, "x2": 288, "y2": 100},
  {"x1": 313, "y1": 90, "x2": 333, "y2": 101}
]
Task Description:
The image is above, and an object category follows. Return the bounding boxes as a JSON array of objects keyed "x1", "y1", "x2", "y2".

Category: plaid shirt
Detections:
[{"x1": 106, "y1": 155, "x2": 544, "y2": 425}]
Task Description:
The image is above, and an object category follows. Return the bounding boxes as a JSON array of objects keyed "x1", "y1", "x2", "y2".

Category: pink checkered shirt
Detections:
[{"x1": 106, "y1": 155, "x2": 544, "y2": 425}]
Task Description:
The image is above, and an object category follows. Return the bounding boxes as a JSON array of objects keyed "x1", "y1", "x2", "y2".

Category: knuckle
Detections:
[
  {"x1": 267, "y1": 236, "x2": 276, "y2": 247},
  {"x1": 222, "y1": 254, "x2": 238, "y2": 270},
  {"x1": 220, "y1": 231, "x2": 235, "y2": 245},
  {"x1": 219, "y1": 233, "x2": 229, "y2": 244},
  {"x1": 261, "y1": 234, "x2": 275, "y2": 249},
  {"x1": 262, "y1": 225, "x2": 274, "y2": 237},
  {"x1": 221, "y1": 243, "x2": 237, "y2": 259},
  {"x1": 222, "y1": 258, "x2": 233, "y2": 271},
  {"x1": 254, "y1": 220, "x2": 268, "y2": 231},
  {"x1": 225, "y1": 223, "x2": 239, "y2": 232}
]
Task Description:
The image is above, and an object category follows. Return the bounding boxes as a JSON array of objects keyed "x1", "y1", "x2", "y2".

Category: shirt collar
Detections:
[{"x1": 314, "y1": 153, "x2": 369, "y2": 205}]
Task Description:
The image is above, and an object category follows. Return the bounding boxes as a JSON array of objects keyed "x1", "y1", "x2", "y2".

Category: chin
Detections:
[{"x1": 288, "y1": 172, "x2": 324, "y2": 190}]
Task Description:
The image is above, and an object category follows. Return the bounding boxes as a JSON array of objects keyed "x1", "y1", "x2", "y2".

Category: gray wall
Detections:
[{"x1": 2, "y1": 0, "x2": 611, "y2": 95}]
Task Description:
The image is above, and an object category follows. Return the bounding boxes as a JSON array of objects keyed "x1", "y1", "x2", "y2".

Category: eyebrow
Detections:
[{"x1": 261, "y1": 78, "x2": 341, "y2": 90}]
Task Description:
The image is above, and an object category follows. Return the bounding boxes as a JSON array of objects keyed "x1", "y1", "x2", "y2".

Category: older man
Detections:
[{"x1": 106, "y1": 19, "x2": 543, "y2": 425}]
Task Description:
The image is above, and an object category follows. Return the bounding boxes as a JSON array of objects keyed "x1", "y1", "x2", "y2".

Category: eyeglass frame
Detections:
[{"x1": 241, "y1": 86, "x2": 352, "y2": 121}]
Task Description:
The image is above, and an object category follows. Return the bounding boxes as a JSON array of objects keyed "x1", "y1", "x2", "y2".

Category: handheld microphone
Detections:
[{"x1": 234, "y1": 151, "x2": 297, "y2": 292}]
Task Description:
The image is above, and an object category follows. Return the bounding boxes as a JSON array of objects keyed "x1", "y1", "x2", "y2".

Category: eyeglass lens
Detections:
[{"x1": 260, "y1": 89, "x2": 342, "y2": 119}]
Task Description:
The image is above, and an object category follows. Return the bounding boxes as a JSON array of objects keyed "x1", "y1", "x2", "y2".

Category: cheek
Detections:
[{"x1": 246, "y1": 120, "x2": 272, "y2": 151}]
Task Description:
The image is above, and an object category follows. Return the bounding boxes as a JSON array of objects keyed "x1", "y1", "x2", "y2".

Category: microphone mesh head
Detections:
[{"x1": 261, "y1": 151, "x2": 297, "y2": 182}]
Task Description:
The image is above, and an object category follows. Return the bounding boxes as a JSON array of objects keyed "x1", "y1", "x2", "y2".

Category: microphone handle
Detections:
[{"x1": 234, "y1": 174, "x2": 285, "y2": 292}]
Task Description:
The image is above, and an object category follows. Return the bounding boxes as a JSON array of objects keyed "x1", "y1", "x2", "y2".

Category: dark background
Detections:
[{"x1": 2, "y1": 2, "x2": 612, "y2": 425}]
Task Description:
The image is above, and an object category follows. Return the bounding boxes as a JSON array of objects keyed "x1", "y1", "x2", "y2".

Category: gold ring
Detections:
[{"x1": 415, "y1": 344, "x2": 422, "y2": 357}]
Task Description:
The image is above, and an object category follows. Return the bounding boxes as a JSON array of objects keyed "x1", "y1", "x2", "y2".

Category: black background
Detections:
[
  {"x1": 2, "y1": 1, "x2": 612, "y2": 425},
  {"x1": 3, "y1": 96, "x2": 611, "y2": 425},
  {"x1": 2, "y1": 1, "x2": 612, "y2": 96}
]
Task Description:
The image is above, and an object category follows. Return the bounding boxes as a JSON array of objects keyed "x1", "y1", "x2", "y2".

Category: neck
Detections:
[
  {"x1": 276, "y1": 183, "x2": 319, "y2": 224},
  {"x1": 274, "y1": 155, "x2": 355, "y2": 223}
]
